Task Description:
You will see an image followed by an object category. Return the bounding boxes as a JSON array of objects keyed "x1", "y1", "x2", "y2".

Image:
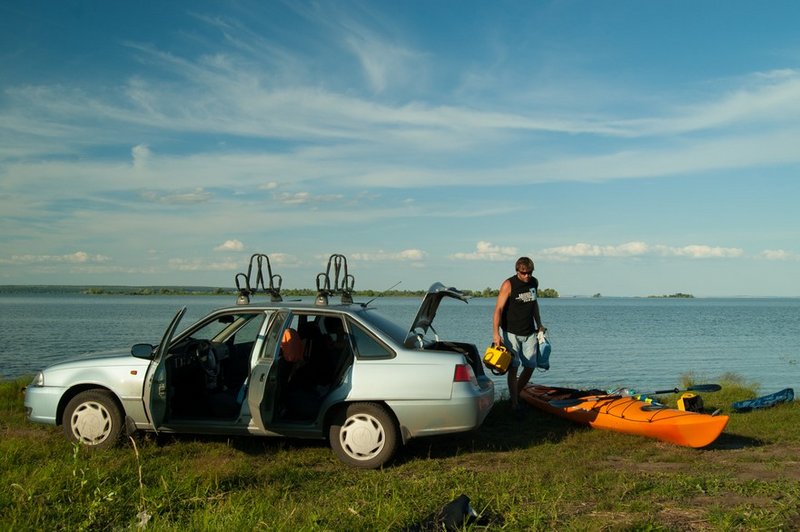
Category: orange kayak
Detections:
[{"x1": 520, "y1": 384, "x2": 729, "y2": 448}]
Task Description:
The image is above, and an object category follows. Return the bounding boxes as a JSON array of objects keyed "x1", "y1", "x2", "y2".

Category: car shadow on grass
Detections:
[
  {"x1": 140, "y1": 400, "x2": 582, "y2": 465},
  {"x1": 399, "y1": 400, "x2": 584, "y2": 462},
  {"x1": 137, "y1": 402, "x2": 763, "y2": 467}
]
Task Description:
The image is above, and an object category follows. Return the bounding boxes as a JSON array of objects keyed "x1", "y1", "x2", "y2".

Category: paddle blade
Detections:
[
  {"x1": 687, "y1": 384, "x2": 722, "y2": 393},
  {"x1": 651, "y1": 383, "x2": 722, "y2": 395},
  {"x1": 549, "y1": 398, "x2": 583, "y2": 408}
]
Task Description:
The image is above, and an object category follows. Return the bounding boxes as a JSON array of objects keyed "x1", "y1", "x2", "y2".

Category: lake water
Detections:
[{"x1": 2, "y1": 295, "x2": 798, "y2": 397}]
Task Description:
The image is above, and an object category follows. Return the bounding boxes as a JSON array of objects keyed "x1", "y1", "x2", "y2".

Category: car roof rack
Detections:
[
  {"x1": 234, "y1": 253, "x2": 283, "y2": 304},
  {"x1": 315, "y1": 253, "x2": 355, "y2": 306}
]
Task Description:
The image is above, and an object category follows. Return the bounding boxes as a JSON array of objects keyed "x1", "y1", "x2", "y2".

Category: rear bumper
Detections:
[{"x1": 388, "y1": 380, "x2": 495, "y2": 440}]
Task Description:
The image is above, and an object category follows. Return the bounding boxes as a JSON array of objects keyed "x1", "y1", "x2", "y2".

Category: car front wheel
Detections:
[
  {"x1": 63, "y1": 390, "x2": 123, "y2": 450},
  {"x1": 329, "y1": 402, "x2": 399, "y2": 469}
]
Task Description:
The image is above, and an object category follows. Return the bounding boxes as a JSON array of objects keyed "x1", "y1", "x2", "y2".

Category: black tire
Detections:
[
  {"x1": 62, "y1": 390, "x2": 124, "y2": 450},
  {"x1": 329, "y1": 402, "x2": 399, "y2": 469}
]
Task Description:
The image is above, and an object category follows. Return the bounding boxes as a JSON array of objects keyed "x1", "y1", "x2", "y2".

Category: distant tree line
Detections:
[{"x1": 0, "y1": 285, "x2": 561, "y2": 298}]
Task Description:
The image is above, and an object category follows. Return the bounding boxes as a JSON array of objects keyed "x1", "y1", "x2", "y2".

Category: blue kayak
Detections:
[{"x1": 732, "y1": 388, "x2": 794, "y2": 412}]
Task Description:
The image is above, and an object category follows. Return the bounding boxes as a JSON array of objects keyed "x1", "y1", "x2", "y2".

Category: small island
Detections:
[{"x1": 647, "y1": 293, "x2": 694, "y2": 299}]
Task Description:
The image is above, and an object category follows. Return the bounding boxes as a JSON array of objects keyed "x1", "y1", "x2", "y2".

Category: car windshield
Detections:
[
  {"x1": 353, "y1": 308, "x2": 408, "y2": 344},
  {"x1": 189, "y1": 313, "x2": 262, "y2": 343}
]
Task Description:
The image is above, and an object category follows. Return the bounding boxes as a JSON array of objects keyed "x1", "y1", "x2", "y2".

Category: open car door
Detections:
[
  {"x1": 248, "y1": 311, "x2": 290, "y2": 430},
  {"x1": 143, "y1": 306, "x2": 187, "y2": 429}
]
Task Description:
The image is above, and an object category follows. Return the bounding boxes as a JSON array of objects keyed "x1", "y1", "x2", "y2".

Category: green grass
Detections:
[{"x1": 2, "y1": 375, "x2": 799, "y2": 530}]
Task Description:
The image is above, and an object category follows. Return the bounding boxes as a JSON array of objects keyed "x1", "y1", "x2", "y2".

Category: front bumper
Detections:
[{"x1": 24, "y1": 385, "x2": 67, "y2": 425}]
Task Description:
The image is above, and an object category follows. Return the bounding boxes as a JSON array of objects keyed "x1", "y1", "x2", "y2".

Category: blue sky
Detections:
[{"x1": 1, "y1": 1, "x2": 799, "y2": 297}]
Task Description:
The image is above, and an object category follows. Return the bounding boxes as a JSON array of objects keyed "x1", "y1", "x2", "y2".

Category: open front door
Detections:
[{"x1": 143, "y1": 307, "x2": 187, "y2": 430}]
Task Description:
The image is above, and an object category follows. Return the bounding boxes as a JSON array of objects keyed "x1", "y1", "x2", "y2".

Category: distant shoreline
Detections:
[
  {"x1": 0, "y1": 285, "x2": 795, "y2": 299},
  {"x1": 0, "y1": 285, "x2": 462, "y2": 298}
]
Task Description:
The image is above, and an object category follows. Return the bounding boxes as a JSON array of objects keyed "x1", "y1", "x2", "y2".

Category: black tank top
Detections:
[{"x1": 501, "y1": 275, "x2": 539, "y2": 336}]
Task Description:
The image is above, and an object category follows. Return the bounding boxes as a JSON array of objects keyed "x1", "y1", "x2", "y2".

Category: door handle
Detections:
[{"x1": 259, "y1": 373, "x2": 266, "y2": 382}]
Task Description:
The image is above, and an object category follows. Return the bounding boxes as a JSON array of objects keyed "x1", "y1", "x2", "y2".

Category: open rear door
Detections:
[
  {"x1": 248, "y1": 311, "x2": 290, "y2": 430},
  {"x1": 143, "y1": 307, "x2": 187, "y2": 429}
]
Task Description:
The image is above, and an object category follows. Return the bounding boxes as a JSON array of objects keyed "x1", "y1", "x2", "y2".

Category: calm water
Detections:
[{"x1": 2, "y1": 295, "x2": 798, "y2": 396}]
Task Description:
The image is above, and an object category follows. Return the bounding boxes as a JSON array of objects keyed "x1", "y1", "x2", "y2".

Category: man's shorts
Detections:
[{"x1": 501, "y1": 330, "x2": 539, "y2": 369}]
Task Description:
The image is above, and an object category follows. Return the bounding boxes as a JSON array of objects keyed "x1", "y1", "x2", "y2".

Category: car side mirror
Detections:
[{"x1": 131, "y1": 343, "x2": 156, "y2": 359}]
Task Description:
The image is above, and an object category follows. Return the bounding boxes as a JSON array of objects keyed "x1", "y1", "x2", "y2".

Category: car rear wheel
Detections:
[
  {"x1": 63, "y1": 390, "x2": 123, "y2": 450},
  {"x1": 329, "y1": 402, "x2": 399, "y2": 469}
]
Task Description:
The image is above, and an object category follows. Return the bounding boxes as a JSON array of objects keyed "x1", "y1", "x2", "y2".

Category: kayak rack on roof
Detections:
[
  {"x1": 234, "y1": 253, "x2": 283, "y2": 305},
  {"x1": 315, "y1": 253, "x2": 355, "y2": 306},
  {"x1": 233, "y1": 252, "x2": 356, "y2": 306}
]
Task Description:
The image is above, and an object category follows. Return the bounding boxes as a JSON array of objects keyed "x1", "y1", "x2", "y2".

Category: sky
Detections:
[{"x1": 1, "y1": 1, "x2": 799, "y2": 297}]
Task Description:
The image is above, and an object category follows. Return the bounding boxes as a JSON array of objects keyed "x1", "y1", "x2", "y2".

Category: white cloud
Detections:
[
  {"x1": 398, "y1": 249, "x2": 425, "y2": 260},
  {"x1": 540, "y1": 242, "x2": 744, "y2": 260},
  {"x1": 167, "y1": 258, "x2": 239, "y2": 271},
  {"x1": 351, "y1": 249, "x2": 427, "y2": 261},
  {"x1": 278, "y1": 192, "x2": 309, "y2": 205},
  {"x1": 625, "y1": 69, "x2": 800, "y2": 137},
  {"x1": 344, "y1": 33, "x2": 420, "y2": 94},
  {"x1": 6, "y1": 48, "x2": 800, "y2": 193},
  {"x1": 451, "y1": 241, "x2": 519, "y2": 261},
  {"x1": 139, "y1": 188, "x2": 213, "y2": 204},
  {"x1": 541, "y1": 242, "x2": 649, "y2": 258},
  {"x1": 276, "y1": 191, "x2": 344, "y2": 205},
  {"x1": 759, "y1": 249, "x2": 797, "y2": 261},
  {"x1": 0, "y1": 251, "x2": 110, "y2": 264},
  {"x1": 214, "y1": 239, "x2": 244, "y2": 252},
  {"x1": 266, "y1": 253, "x2": 297, "y2": 264},
  {"x1": 131, "y1": 144, "x2": 151, "y2": 169},
  {"x1": 656, "y1": 245, "x2": 744, "y2": 259}
]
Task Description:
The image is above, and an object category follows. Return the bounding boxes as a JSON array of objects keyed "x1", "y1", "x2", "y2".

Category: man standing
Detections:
[{"x1": 492, "y1": 256, "x2": 545, "y2": 411}]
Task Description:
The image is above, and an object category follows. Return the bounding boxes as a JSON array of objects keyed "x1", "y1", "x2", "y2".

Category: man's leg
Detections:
[
  {"x1": 507, "y1": 366, "x2": 519, "y2": 409},
  {"x1": 517, "y1": 367, "x2": 533, "y2": 397},
  {"x1": 503, "y1": 330, "x2": 522, "y2": 409},
  {"x1": 515, "y1": 335, "x2": 537, "y2": 399}
]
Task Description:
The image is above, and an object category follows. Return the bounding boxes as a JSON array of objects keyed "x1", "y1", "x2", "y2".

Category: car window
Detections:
[
  {"x1": 349, "y1": 321, "x2": 394, "y2": 359},
  {"x1": 230, "y1": 313, "x2": 267, "y2": 347},
  {"x1": 189, "y1": 312, "x2": 264, "y2": 344},
  {"x1": 354, "y1": 308, "x2": 407, "y2": 345},
  {"x1": 260, "y1": 311, "x2": 289, "y2": 360},
  {"x1": 285, "y1": 312, "x2": 327, "y2": 360}
]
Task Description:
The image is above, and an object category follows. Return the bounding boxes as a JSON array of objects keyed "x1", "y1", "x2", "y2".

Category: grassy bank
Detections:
[{"x1": 2, "y1": 376, "x2": 799, "y2": 530}]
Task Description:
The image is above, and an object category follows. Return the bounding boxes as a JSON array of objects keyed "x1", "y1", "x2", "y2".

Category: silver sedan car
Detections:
[{"x1": 25, "y1": 272, "x2": 494, "y2": 469}]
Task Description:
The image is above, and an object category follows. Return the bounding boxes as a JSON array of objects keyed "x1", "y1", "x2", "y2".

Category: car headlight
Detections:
[{"x1": 30, "y1": 372, "x2": 44, "y2": 387}]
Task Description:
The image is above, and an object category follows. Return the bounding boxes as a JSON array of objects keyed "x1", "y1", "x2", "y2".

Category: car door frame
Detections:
[
  {"x1": 142, "y1": 306, "x2": 187, "y2": 431},
  {"x1": 248, "y1": 310, "x2": 341, "y2": 439},
  {"x1": 247, "y1": 309, "x2": 289, "y2": 434}
]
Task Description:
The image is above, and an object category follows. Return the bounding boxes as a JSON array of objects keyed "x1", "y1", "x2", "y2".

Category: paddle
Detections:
[
  {"x1": 549, "y1": 384, "x2": 721, "y2": 408},
  {"x1": 641, "y1": 384, "x2": 721, "y2": 395}
]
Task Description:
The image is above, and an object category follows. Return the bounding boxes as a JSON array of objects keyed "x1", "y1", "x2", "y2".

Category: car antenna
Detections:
[{"x1": 362, "y1": 281, "x2": 402, "y2": 308}]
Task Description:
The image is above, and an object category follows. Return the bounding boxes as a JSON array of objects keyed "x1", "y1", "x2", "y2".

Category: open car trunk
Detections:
[{"x1": 404, "y1": 282, "x2": 486, "y2": 379}]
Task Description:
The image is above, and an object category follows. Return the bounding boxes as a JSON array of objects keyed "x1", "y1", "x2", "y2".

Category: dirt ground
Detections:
[{"x1": 603, "y1": 440, "x2": 800, "y2": 482}]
